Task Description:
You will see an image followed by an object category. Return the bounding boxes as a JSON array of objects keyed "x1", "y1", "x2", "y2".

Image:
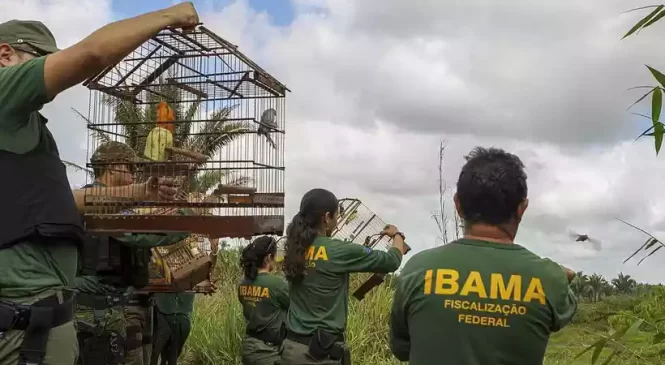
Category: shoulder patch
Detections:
[{"x1": 363, "y1": 247, "x2": 372, "y2": 254}]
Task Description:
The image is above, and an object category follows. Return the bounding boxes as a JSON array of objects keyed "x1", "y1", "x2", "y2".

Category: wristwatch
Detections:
[{"x1": 394, "y1": 232, "x2": 406, "y2": 241}]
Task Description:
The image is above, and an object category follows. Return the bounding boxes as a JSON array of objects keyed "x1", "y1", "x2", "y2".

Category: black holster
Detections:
[
  {"x1": 0, "y1": 291, "x2": 75, "y2": 365},
  {"x1": 287, "y1": 329, "x2": 351, "y2": 365}
]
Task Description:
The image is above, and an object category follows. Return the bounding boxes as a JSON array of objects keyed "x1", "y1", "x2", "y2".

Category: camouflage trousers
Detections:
[
  {"x1": 75, "y1": 297, "x2": 153, "y2": 365},
  {"x1": 124, "y1": 304, "x2": 152, "y2": 365},
  {"x1": 241, "y1": 337, "x2": 281, "y2": 365}
]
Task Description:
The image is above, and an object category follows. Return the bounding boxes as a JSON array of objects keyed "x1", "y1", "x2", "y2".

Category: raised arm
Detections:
[
  {"x1": 116, "y1": 232, "x2": 189, "y2": 248},
  {"x1": 328, "y1": 240, "x2": 403, "y2": 274},
  {"x1": 43, "y1": 2, "x2": 199, "y2": 101}
]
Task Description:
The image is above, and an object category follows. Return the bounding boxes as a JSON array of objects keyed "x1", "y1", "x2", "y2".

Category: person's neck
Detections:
[
  {"x1": 464, "y1": 223, "x2": 515, "y2": 244},
  {"x1": 258, "y1": 267, "x2": 269, "y2": 274}
]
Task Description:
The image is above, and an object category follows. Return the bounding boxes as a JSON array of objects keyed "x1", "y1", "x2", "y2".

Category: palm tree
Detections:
[
  {"x1": 587, "y1": 273, "x2": 609, "y2": 303},
  {"x1": 571, "y1": 271, "x2": 589, "y2": 302},
  {"x1": 611, "y1": 272, "x2": 637, "y2": 295},
  {"x1": 67, "y1": 75, "x2": 253, "y2": 194}
]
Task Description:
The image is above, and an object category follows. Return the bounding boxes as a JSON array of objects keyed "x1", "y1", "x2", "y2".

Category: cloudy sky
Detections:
[{"x1": 3, "y1": 0, "x2": 665, "y2": 284}]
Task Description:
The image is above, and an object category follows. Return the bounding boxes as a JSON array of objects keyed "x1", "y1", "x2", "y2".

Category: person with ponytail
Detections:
[
  {"x1": 238, "y1": 236, "x2": 290, "y2": 365},
  {"x1": 280, "y1": 188, "x2": 408, "y2": 365}
]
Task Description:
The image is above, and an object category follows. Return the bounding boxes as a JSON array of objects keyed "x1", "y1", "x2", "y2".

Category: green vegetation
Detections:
[{"x1": 178, "y1": 249, "x2": 665, "y2": 365}]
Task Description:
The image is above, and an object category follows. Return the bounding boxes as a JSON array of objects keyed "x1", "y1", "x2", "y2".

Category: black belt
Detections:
[
  {"x1": 0, "y1": 291, "x2": 75, "y2": 332},
  {"x1": 0, "y1": 291, "x2": 76, "y2": 365},
  {"x1": 127, "y1": 294, "x2": 153, "y2": 307},
  {"x1": 285, "y1": 330, "x2": 344, "y2": 346},
  {"x1": 247, "y1": 329, "x2": 283, "y2": 346},
  {"x1": 76, "y1": 293, "x2": 128, "y2": 309}
]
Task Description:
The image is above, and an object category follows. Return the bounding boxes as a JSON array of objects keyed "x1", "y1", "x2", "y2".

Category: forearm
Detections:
[
  {"x1": 72, "y1": 183, "x2": 147, "y2": 213},
  {"x1": 117, "y1": 233, "x2": 188, "y2": 248},
  {"x1": 78, "y1": 10, "x2": 173, "y2": 71}
]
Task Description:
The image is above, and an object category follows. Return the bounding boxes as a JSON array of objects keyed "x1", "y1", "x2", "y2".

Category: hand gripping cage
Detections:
[
  {"x1": 80, "y1": 25, "x2": 288, "y2": 291},
  {"x1": 333, "y1": 198, "x2": 411, "y2": 300}
]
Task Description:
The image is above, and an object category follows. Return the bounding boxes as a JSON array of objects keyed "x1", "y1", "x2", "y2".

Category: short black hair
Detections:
[{"x1": 456, "y1": 147, "x2": 527, "y2": 225}]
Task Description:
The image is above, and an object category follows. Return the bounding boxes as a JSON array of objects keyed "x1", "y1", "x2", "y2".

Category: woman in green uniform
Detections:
[
  {"x1": 280, "y1": 188, "x2": 408, "y2": 365},
  {"x1": 238, "y1": 236, "x2": 290, "y2": 365}
]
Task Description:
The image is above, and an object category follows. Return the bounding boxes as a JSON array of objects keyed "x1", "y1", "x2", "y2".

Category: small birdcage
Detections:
[
  {"x1": 81, "y1": 24, "x2": 288, "y2": 241},
  {"x1": 333, "y1": 198, "x2": 411, "y2": 300},
  {"x1": 145, "y1": 234, "x2": 212, "y2": 292}
]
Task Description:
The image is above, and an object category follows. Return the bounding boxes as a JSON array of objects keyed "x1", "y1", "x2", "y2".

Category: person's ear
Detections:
[
  {"x1": 516, "y1": 198, "x2": 529, "y2": 222},
  {"x1": 0, "y1": 44, "x2": 15, "y2": 67},
  {"x1": 454, "y1": 193, "x2": 465, "y2": 219}
]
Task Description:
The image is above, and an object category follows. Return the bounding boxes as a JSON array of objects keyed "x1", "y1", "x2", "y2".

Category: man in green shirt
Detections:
[
  {"x1": 389, "y1": 147, "x2": 578, "y2": 365},
  {"x1": 280, "y1": 188, "x2": 408, "y2": 365},
  {"x1": 150, "y1": 293, "x2": 195, "y2": 365},
  {"x1": 0, "y1": 5, "x2": 199, "y2": 365},
  {"x1": 75, "y1": 142, "x2": 190, "y2": 365}
]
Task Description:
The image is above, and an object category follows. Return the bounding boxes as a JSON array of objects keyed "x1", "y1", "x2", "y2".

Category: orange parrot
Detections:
[{"x1": 144, "y1": 100, "x2": 175, "y2": 161}]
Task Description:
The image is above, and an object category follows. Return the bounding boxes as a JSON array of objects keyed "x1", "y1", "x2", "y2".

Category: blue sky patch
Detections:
[{"x1": 111, "y1": 0, "x2": 294, "y2": 26}]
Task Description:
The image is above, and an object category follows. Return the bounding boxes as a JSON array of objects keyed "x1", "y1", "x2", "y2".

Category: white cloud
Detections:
[
  {"x1": 0, "y1": 0, "x2": 114, "y2": 186},
  {"x1": 7, "y1": 0, "x2": 665, "y2": 285}
]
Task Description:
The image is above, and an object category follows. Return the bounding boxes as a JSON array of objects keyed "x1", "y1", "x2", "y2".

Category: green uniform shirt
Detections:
[
  {"x1": 0, "y1": 56, "x2": 79, "y2": 302},
  {"x1": 155, "y1": 292, "x2": 195, "y2": 319},
  {"x1": 286, "y1": 236, "x2": 403, "y2": 335},
  {"x1": 389, "y1": 238, "x2": 578, "y2": 365},
  {"x1": 238, "y1": 272, "x2": 290, "y2": 336},
  {"x1": 74, "y1": 181, "x2": 190, "y2": 295}
]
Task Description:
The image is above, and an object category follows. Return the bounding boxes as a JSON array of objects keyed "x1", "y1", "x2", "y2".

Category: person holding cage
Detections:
[
  {"x1": 74, "y1": 141, "x2": 193, "y2": 365},
  {"x1": 388, "y1": 147, "x2": 578, "y2": 365},
  {"x1": 279, "y1": 189, "x2": 408, "y2": 365},
  {"x1": 0, "y1": 4, "x2": 200, "y2": 365},
  {"x1": 236, "y1": 236, "x2": 289, "y2": 365}
]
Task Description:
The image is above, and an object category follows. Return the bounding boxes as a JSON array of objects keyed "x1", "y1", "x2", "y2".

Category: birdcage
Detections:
[
  {"x1": 333, "y1": 198, "x2": 411, "y2": 300},
  {"x1": 143, "y1": 234, "x2": 212, "y2": 292},
  {"x1": 81, "y1": 24, "x2": 288, "y2": 241}
]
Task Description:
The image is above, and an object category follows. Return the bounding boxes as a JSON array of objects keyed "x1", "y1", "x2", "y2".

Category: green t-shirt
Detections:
[
  {"x1": 286, "y1": 236, "x2": 403, "y2": 335},
  {"x1": 238, "y1": 272, "x2": 290, "y2": 337},
  {"x1": 389, "y1": 238, "x2": 578, "y2": 365},
  {"x1": 155, "y1": 292, "x2": 196, "y2": 319},
  {"x1": 0, "y1": 56, "x2": 79, "y2": 303}
]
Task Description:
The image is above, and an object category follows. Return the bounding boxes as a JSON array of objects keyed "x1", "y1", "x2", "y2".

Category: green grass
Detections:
[{"x1": 179, "y1": 251, "x2": 665, "y2": 365}]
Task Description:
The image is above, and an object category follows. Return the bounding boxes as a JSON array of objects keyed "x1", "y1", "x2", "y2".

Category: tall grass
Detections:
[{"x1": 180, "y1": 250, "x2": 661, "y2": 365}]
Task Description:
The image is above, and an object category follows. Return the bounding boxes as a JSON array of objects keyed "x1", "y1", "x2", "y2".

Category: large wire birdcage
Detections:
[{"x1": 81, "y1": 25, "x2": 288, "y2": 240}]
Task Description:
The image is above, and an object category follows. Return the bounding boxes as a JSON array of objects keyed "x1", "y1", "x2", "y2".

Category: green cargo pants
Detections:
[
  {"x1": 241, "y1": 337, "x2": 281, "y2": 365},
  {"x1": 0, "y1": 321, "x2": 78, "y2": 365},
  {"x1": 279, "y1": 339, "x2": 342, "y2": 365},
  {"x1": 0, "y1": 290, "x2": 78, "y2": 365},
  {"x1": 150, "y1": 312, "x2": 190, "y2": 365}
]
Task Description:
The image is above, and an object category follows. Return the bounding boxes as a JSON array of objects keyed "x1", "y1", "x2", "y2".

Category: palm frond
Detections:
[
  {"x1": 62, "y1": 160, "x2": 92, "y2": 175},
  {"x1": 183, "y1": 105, "x2": 251, "y2": 160},
  {"x1": 71, "y1": 107, "x2": 113, "y2": 144},
  {"x1": 175, "y1": 97, "x2": 202, "y2": 146},
  {"x1": 189, "y1": 170, "x2": 253, "y2": 193}
]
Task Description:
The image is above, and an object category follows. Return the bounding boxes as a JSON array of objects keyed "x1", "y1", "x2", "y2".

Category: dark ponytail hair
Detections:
[
  {"x1": 284, "y1": 188, "x2": 339, "y2": 284},
  {"x1": 241, "y1": 236, "x2": 278, "y2": 281}
]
